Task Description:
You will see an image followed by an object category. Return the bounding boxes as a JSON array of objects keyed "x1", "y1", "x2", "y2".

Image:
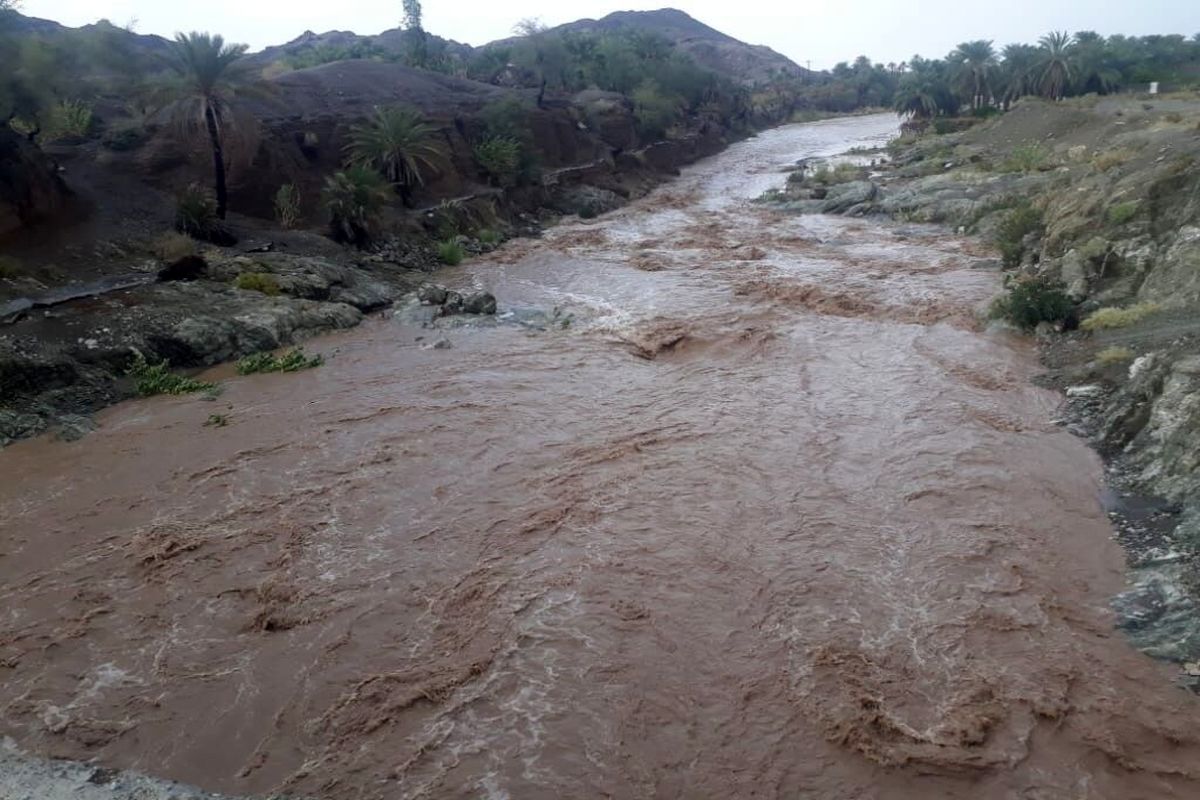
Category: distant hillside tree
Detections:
[
  {"x1": 167, "y1": 32, "x2": 250, "y2": 219},
  {"x1": 402, "y1": 0, "x2": 427, "y2": 67}
]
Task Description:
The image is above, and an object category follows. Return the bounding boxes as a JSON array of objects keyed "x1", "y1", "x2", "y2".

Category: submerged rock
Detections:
[{"x1": 417, "y1": 284, "x2": 497, "y2": 317}]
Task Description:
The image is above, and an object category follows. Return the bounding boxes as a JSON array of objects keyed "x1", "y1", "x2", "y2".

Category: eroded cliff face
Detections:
[{"x1": 0, "y1": 127, "x2": 70, "y2": 238}]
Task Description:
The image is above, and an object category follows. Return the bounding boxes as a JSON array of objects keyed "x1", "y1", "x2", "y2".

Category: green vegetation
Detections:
[
  {"x1": 436, "y1": 239, "x2": 465, "y2": 265},
  {"x1": 322, "y1": 165, "x2": 391, "y2": 246},
  {"x1": 810, "y1": 162, "x2": 867, "y2": 185},
  {"x1": 273, "y1": 183, "x2": 301, "y2": 228},
  {"x1": 174, "y1": 183, "x2": 221, "y2": 241},
  {"x1": 166, "y1": 32, "x2": 251, "y2": 220},
  {"x1": 43, "y1": 98, "x2": 93, "y2": 140},
  {"x1": 994, "y1": 204, "x2": 1045, "y2": 267},
  {"x1": 204, "y1": 413, "x2": 230, "y2": 427},
  {"x1": 991, "y1": 275, "x2": 1073, "y2": 329},
  {"x1": 1000, "y1": 144, "x2": 1050, "y2": 173},
  {"x1": 1106, "y1": 200, "x2": 1140, "y2": 225},
  {"x1": 473, "y1": 136, "x2": 522, "y2": 187},
  {"x1": 232, "y1": 272, "x2": 281, "y2": 295},
  {"x1": 1081, "y1": 302, "x2": 1162, "y2": 331},
  {"x1": 477, "y1": 228, "x2": 502, "y2": 246},
  {"x1": 128, "y1": 354, "x2": 216, "y2": 396},
  {"x1": 345, "y1": 106, "x2": 445, "y2": 204},
  {"x1": 1092, "y1": 148, "x2": 1134, "y2": 171},
  {"x1": 631, "y1": 80, "x2": 680, "y2": 140},
  {"x1": 236, "y1": 347, "x2": 323, "y2": 374},
  {"x1": 1096, "y1": 345, "x2": 1135, "y2": 365}
]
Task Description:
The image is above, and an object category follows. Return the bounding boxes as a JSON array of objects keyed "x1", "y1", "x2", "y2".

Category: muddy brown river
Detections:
[{"x1": 3, "y1": 115, "x2": 1200, "y2": 799}]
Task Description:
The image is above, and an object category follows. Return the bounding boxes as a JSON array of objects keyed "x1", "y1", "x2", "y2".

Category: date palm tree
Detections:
[
  {"x1": 344, "y1": 106, "x2": 446, "y2": 206},
  {"x1": 1037, "y1": 31, "x2": 1075, "y2": 100},
  {"x1": 167, "y1": 32, "x2": 249, "y2": 220},
  {"x1": 999, "y1": 43, "x2": 1039, "y2": 109},
  {"x1": 952, "y1": 40, "x2": 997, "y2": 110}
]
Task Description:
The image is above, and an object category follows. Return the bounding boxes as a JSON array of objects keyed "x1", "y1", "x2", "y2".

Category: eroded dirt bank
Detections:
[{"x1": 3, "y1": 115, "x2": 1200, "y2": 799}]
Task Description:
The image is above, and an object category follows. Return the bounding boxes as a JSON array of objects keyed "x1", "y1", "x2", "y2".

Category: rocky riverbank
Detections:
[{"x1": 763, "y1": 94, "x2": 1200, "y2": 673}]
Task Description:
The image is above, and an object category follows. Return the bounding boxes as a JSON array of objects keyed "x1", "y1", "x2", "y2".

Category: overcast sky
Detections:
[{"x1": 19, "y1": 0, "x2": 1200, "y2": 69}]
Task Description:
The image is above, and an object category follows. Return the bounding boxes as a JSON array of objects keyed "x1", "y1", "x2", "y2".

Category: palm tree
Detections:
[
  {"x1": 1037, "y1": 31, "x2": 1075, "y2": 100},
  {"x1": 951, "y1": 40, "x2": 997, "y2": 110},
  {"x1": 893, "y1": 83, "x2": 938, "y2": 119},
  {"x1": 345, "y1": 106, "x2": 446, "y2": 206},
  {"x1": 167, "y1": 32, "x2": 249, "y2": 220},
  {"x1": 999, "y1": 43, "x2": 1039, "y2": 108}
]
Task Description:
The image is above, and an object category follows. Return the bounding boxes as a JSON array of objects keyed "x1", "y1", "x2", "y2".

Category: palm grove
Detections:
[{"x1": 3, "y1": 0, "x2": 1199, "y2": 247}]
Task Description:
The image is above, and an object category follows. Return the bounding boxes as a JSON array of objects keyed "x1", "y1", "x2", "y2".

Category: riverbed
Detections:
[{"x1": 2, "y1": 114, "x2": 1199, "y2": 799}]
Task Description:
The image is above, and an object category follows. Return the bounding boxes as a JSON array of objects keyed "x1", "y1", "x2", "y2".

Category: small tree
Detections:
[
  {"x1": 323, "y1": 165, "x2": 391, "y2": 246},
  {"x1": 401, "y1": 0, "x2": 427, "y2": 68},
  {"x1": 167, "y1": 32, "x2": 250, "y2": 219},
  {"x1": 345, "y1": 106, "x2": 446, "y2": 205}
]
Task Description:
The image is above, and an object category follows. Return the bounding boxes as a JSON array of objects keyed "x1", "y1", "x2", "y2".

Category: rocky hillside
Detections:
[{"x1": 500, "y1": 9, "x2": 811, "y2": 85}]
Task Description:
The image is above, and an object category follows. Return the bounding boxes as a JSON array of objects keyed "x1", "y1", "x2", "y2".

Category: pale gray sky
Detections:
[{"x1": 19, "y1": 0, "x2": 1200, "y2": 69}]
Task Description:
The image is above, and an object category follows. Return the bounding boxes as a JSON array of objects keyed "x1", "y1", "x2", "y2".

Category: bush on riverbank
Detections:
[
  {"x1": 995, "y1": 204, "x2": 1044, "y2": 268},
  {"x1": 990, "y1": 274, "x2": 1073, "y2": 329},
  {"x1": 128, "y1": 355, "x2": 216, "y2": 396}
]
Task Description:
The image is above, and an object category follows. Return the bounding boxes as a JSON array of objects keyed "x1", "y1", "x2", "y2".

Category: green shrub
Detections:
[
  {"x1": 236, "y1": 348, "x2": 323, "y2": 375},
  {"x1": 1000, "y1": 144, "x2": 1049, "y2": 173},
  {"x1": 128, "y1": 354, "x2": 216, "y2": 396},
  {"x1": 1081, "y1": 302, "x2": 1161, "y2": 331},
  {"x1": 579, "y1": 205, "x2": 598, "y2": 219},
  {"x1": 44, "y1": 99, "x2": 93, "y2": 141},
  {"x1": 1106, "y1": 201, "x2": 1140, "y2": 226},
  {"x1": 273, "y1": 183, "x2": 301, "y2": 229},
  {"x1": 437, "y1": 239, "x2": 465, "y2": 266},
  {"x1": 175, "y1": 183, "x2": 220, "y2": 240},
  {"x1": 233, "y1": 272, "x2": 281, "y2": 295},
  {"x1": 476, "y1": 228, "x2": 502, "y2": 246},
  {"x1": 473, "y1": 136, "x2": 522, "y2": 187},
  {"x1": 990, "y1": 275, "x2": 1073, "y2": 329},
  {"x1": 632, "y1": 80, "x2": 680, "y2": 140},
  {"x1": 322, "y1": 166, "x2": 391, "y2": 246},
  {"x1": 994, "y1": 204, "x2": 1044, "y2": 267}
]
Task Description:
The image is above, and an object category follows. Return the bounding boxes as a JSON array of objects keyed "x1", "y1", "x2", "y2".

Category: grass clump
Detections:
[
  {"x1": 1096, "y1": 346, "x2": 1135, "y2": 365},
  {"x1": 274, "y1": 183, "x2": 301, "y2": 229},
  {"x1": 233, "y1": 272, "x2": 281, "y2": 295},
  {"x1": 810, "y1": 162, "x2": 866, "y2": 185},
  {"x1": 128, "y1": 354, "x2": 216, "y2": 397},
  {"x1": 1081, "y1": 302, "x2": 1162, "y2": 331},
  {"x1": 476, "y1": 228, "x2": 502, "y2": 246},
  {"x1": 175, "y1": 183, "x2": 220, "y2": 240},
  {"x1": 1092, "y1": 148, "x2": 1134, "y2": 172},
  {"x1": 150, "y1": 231, "x2": 198, "y2": 262},
  {"x1": 236, "y1": 348, "x2": 324, "y2": 375},
  {"x1": 1106, "y1": 201, "x2": 1140, "y2": 226},
  {"x1": 1000, "y1": 144, "x2": 1049, "y2": 173},
  {"x1": 990, "y1": 274, "x2": 1073, "y2": 329},
  {"x1": 437, "y1": 239, "x2": 465, "y2": 266},
  {"x1": 994, "y1": 204, "x2": 1044, "y2": 267}
]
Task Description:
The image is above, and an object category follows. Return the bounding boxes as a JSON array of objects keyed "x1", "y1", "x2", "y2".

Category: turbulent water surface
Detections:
[{"x1": 4, "y1": 115, "x2": 1200, "y2": 799}]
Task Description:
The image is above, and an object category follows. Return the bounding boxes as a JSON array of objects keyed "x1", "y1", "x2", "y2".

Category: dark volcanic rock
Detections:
[{"x1": 0, "y1": 127, "x2": 70, "y2": 238}]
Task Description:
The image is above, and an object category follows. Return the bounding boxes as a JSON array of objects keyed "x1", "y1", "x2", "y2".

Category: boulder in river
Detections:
[{"x1": 418, "y1": 284, "x2": 497, "y2": 317}]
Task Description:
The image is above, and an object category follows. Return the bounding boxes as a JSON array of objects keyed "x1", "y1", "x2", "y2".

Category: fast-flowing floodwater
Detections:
[{"x1": 3, "y1": 114, "x2": 1200, "y2": 799}]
